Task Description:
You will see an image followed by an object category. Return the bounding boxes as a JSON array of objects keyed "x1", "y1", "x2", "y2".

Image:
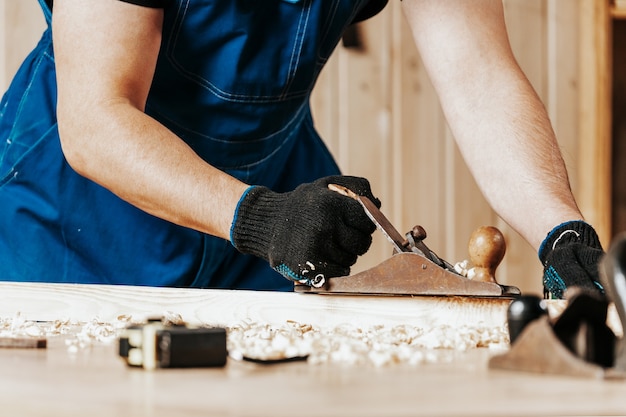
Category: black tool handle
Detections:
[
  {"x1": 507, "y1": 295, "x2": 548, "y2": 344},
  {"x1": 600, "y1": 234, "x2": 626, "y2": 371}
]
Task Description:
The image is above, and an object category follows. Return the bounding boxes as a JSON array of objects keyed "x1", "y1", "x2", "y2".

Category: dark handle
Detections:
[
  {"x1": 600, "y1": 234, "x2": 626, "y2": 371},
  {"x1": 342, "y1": 25, "x2": 364, "y2": 50},
  {"x1": 507, "y1": 295, "x2": 548, "y2": 344}
]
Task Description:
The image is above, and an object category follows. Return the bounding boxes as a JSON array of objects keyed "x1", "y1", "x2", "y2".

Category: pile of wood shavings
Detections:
[
  {"x1": 227, "y1": 320, "x2": 509, "y2": 367},
  {"x1": 1, "y1": 313, "x2": 509, "y2": 366},
  {"x1": 63, "y1": 317, "x2": 131, "y2": 352},
  {"x1": 0, "y1": 311, "x2": 189, "y2": 353},
  {"x1": 0, "y1": 312, "x2": 78, "y2": 338},
  {"x1": 0, "y1": 312, "x2": 134, "y2": 352}
]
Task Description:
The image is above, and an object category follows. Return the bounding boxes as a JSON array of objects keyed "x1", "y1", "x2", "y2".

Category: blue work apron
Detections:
[{"x1": 0, "y1": 0, "x2": 373, "y2": 290}]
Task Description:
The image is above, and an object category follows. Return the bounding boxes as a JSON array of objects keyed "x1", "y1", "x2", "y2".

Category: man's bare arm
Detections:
[
  {"x1": 53, "y1": 0, "x2": 248, "y2": 240},
  {"x1": 401, "y1": 0, "x2": 583, "y2": 250}
]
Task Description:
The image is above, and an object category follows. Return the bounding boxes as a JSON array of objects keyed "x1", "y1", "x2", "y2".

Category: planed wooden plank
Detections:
[
  {"x1": 0, "y1": 282, "x2": 515, "y2": 330},
  {"x1": 0, "y1": 282, "x2": 622, "y2": 337}
]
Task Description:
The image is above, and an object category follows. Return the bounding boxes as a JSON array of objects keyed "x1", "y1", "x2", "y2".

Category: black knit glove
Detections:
[
  {"x1": 539, "y1": 221, "x2": 605, "y2": 299},
  {"x1": 230, "y1": 176, "x2": 380, "y2": 287}
]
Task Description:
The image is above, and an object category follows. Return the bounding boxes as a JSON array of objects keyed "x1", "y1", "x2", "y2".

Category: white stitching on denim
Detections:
[
  {"x1": 164, "y1": 0, "x2": 319, "y2": 103},
  {"x1": 283, "y1": 0, "x2": 313, "y2": 98}
]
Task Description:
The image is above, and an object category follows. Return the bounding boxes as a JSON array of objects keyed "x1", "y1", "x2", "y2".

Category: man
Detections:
[{"x1": 0, "y1": 0, "x2": 603, "y2": 298}]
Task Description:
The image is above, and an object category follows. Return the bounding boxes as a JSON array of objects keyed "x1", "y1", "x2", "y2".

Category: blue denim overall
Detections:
[{"x1": 0, "y1": 0, "x2": 377, "y2": 290}]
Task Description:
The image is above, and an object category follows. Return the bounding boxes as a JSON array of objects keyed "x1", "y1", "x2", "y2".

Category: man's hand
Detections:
[
  {"x1": 539, "y1": 221, "x2": 605, "y2": 299},
  {"x1": 230, "y1": 176, "x2": 380, "y2": 286}
]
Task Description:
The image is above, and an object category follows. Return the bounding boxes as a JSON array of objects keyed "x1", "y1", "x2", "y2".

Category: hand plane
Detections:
[{"x1": 294, "y1": 184, "x2": 520, "y2": 297}]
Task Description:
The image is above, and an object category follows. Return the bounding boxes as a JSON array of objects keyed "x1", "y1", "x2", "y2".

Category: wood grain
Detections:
[
  {"x1": 0, "y1": 282, "x2": 621, "y2": 336},
  {"x1": 0, "y1": 282, "x2": 514, "y2": 330}
]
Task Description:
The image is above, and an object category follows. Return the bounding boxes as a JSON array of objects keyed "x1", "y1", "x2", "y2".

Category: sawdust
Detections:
[{"x1": 0, "y1": 312, "x2": 509, "y2": 366}]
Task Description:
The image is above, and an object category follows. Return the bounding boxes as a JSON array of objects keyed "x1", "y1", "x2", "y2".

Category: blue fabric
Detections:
[{"x1": 0, "y1": 0, "x2": 372, "y2": 290}]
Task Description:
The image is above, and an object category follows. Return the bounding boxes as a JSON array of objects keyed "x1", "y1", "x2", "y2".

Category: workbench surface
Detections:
[
  {"x1": 0, "y1": 282, "x2": 624, "y2": 416},
  {"x1": 2, "y1": 336, "x2": 625, "y2": 417}
]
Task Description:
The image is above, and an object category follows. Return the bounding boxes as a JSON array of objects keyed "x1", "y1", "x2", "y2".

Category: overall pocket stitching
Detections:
[
  {"x1": 146, "y1": 99, "x2": 309, "y2": 170},
  {"x1": 316, "y1": 0, "x2": 342, "y2": 62},
  {"x1": 164, "y1": 0, "x2": 313, "y2": 103},
  {"x1": 0, "y1": 47, "x2": 54, "y2": 187},
  {"x1": 11, "y1": 53, "x2": 50, "y2": 142},
  {"x1": 281, "y1": 0, "x2": 313, "y2": 98},
  {"x1": 0, "y1": 124, "x2": 57, "y2": 188}
]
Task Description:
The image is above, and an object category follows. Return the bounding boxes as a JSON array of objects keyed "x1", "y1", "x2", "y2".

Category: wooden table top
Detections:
[
  {"x1": 1, "y1": 336, "x2": 625, "y2": 417},
  {"x1": 0, "y1": 282, "x2": 624, "y2": 416}
]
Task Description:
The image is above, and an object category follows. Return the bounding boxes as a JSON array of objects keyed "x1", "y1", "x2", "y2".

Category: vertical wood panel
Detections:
[
  {"x1": 318, "y1": 8, "x2": 396, "y2": 273},
  {"x1": 0, "y1": 1, "x2": 5, "y2": 90},
  {"x1": 394, "y1": 6, "x2": 449, "y2": 253},
  {"x1": 579, "y1": 0, "x2": 612, "y2": 246},
  {"x1": 500, "y1": 0, "x2": 547, "y2": 292},
  {"x1": 0, "y1": 0, "x2": 45, "y2": 92},
  {"x1": 546, "y1": 0, "x2": 580, "y2": 191}
]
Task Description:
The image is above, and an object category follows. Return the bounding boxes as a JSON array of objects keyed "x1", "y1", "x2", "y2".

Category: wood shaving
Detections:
[
  {"x1": 0, "y1": 312, "x2": 78, "y2": 338},
  {"x1": 227, "y1": 320, "x2": 509, "y2": 367},
  {"x1": 0, "y1": 312, "x2": 137, "y2": 352},
  {"x1": 64, "y1": 318, "x2": 128, "y2": 353},
  {"x1": 1, "y1": 312, "x2": 508, "y2": 366},
  {"x1": 453, "y1": 259, "x2": 476, "y2": 280}
]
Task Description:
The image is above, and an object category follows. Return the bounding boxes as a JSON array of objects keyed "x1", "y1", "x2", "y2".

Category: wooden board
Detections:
[
  {"x1": 0, "y1": 282, "x2": 621, "y2": 335},
  {"x1": 0, "y1": 282, "x2": 514, "y2": 330}
]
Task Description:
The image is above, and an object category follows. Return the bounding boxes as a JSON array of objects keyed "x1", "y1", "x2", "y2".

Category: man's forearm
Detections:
[
  {"x1": 402, "y1": 0, "x2": 583, "y2": 250},
  {"x1": 58, "y1": 101, "x2": 248, "y2": 241},
  {"x1": 440, "y1": 67, "x2": 583, "y2": 249},
  {"x1": 53, "y1": 0, "x2": 248, "y2": 241}
]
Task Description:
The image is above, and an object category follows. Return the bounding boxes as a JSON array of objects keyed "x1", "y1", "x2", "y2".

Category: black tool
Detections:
[
  {"x1": 506, "y1": 295, "x2": 548, "y2": 344},
  {"x1": 600, "y1": 233, "x2": 626, "y2": 372},
  {"x1": 489, "y1": 288, "x2": 621, "y2": 379},
  {"x1": 490, "y1": 231, "x2": 626, "y2": 379},
  {"x1": 118, "y1": 318, "x2": 227, "y2": 370}
]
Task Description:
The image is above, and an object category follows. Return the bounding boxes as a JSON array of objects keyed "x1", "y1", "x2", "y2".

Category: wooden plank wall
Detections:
[
  {"x1": 578, "y1": 0, "x2": 612, "y2": 245},
  {"x1": 1, "y1": 1, "x2": 589, "y2": 295},
  {"x1": 0, "y1": 0, "x2": 45, "y2": 90},
  {"x1": 0, "y1": 2, "x2": 4, "y2": 87}
]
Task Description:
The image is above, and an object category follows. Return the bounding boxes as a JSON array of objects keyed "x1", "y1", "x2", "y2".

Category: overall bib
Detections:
[{"x1": 0, "y1": 0, "x2": 376, "y2": 290}]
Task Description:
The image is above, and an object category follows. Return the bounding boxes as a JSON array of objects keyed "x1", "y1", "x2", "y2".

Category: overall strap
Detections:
[{"x1": 38, "y1": 0, "x2": 53, "y2": 25}]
